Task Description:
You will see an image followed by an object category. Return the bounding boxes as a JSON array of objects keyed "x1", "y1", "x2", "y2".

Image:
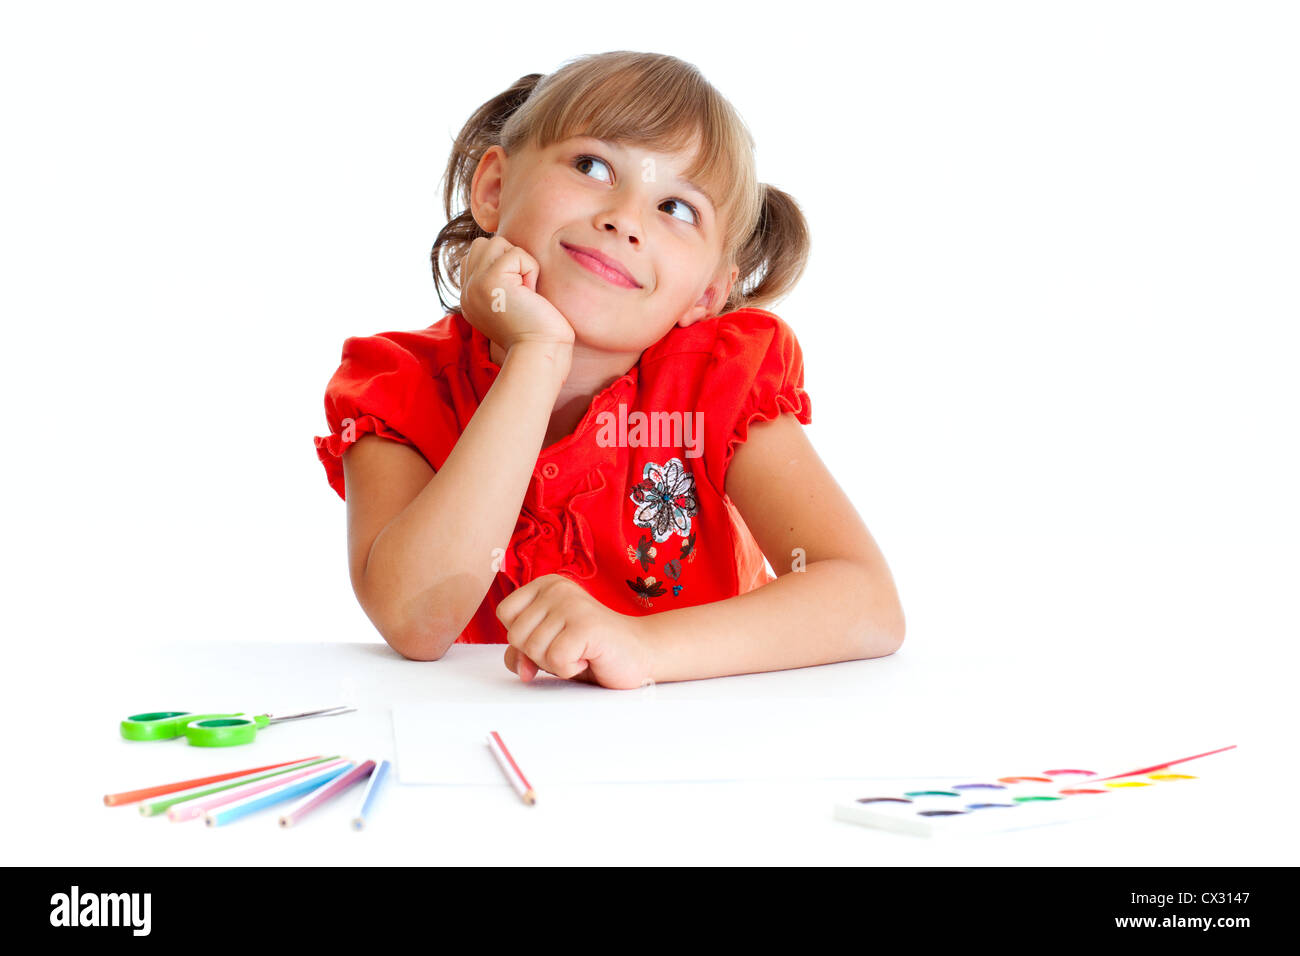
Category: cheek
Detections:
[
  {"x1": 661, "y1": 271, "x2": 709, "y2": 311},
  {"x1": 533, "y1": 175, "x2": 583, "y2": 220},
  {"x1": 500, "y1": 180, "x2": 569, "y2": 244}
]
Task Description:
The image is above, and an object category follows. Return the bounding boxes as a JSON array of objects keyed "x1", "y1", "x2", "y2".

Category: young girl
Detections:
[{"x1": 314, "y1": 51, "x2": 904, "y2": 688}]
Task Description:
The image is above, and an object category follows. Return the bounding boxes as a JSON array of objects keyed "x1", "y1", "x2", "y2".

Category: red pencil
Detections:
[
  {"x1": 487, "y1": 731, "x2": 535, "y2": 806},
  {"x1": 102, "y1": 756, "x2": 322, "y2": 806}
]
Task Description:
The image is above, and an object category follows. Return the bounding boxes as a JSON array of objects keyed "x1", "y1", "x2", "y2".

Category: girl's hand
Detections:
[
  {"x1": 496, "y1": 574, "x2": 654, "y2": 690},
  {"x1": 459, "y1": 236, "x2": 576, "y2": 353}
]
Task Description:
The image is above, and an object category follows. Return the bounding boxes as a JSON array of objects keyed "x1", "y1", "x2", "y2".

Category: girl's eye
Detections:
[
  {"x1": 660, "y1": 198, "x2": 700, "y2": 227},
  {"x1": 574, "y1": 154, "x2": 701, "y2": 227},
  {"x1": 575, "y1": 155, "x2": 612, "y2": 184}
]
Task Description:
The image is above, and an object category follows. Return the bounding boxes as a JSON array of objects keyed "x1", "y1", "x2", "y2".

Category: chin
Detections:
[
  {"x1": 569, "y1": 318, "x2": 643, "y2": 353},
  {"x1": 545, "y1": 282, "x2": 656, "y2": 353}
]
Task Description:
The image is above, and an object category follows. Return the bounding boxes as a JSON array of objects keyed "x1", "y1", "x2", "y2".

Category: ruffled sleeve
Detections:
[
  {"x1": 701, "y1": 309, "x2": 812, "y2": 495},
  {"x1": 313, "y1": 333, "x2": 456, "y2": 500}
]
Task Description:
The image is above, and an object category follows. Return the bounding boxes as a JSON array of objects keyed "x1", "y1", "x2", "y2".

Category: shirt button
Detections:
[
  {"x1": 541, "y1": 525, "x2": 553, "y2": 537},
  {"x1": 541, "y1": 462, "x2": 559, "y2": 479}
]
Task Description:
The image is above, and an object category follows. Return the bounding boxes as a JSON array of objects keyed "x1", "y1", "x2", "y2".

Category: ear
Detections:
[
  {"x1": 678, "y1": 263, "x2": 740, "y2": 327},
  {"x1": 469, "y1": 145, "x2": 507, "y2": 234}
]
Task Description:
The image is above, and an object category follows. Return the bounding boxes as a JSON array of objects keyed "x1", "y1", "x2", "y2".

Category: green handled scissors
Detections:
[{"x1": 120, "y1": 705, "x2": 355, "y2": 747}]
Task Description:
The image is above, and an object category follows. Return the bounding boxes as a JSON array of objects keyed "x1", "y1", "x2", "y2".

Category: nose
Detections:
[{"x1": 597, "y1": 191, "x2": 642, "y2": 246}]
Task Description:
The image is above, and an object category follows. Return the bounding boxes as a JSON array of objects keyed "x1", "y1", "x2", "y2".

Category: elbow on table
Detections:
[
  {"x1": 885, "y1": 596, "x2": 907, "y2": 651},
  {"x1": 357, "y1": 574, "x2": 474, "y2": 662},
  {"x1": 886, "y1": 612, "x2": 906, "y2": 656},
  {"x1": 861, "y1": 602, "x2": 906, "y2": 660},
  {"x1": 842, "y1": 558, "x2": 905, "y2": 659},
  {"x1": 382, "y1": 618, "x2": 460, "y2": 662}
]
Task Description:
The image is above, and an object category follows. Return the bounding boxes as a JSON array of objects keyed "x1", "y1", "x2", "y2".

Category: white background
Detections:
[{"x1": 2, "y1": 0, "x2": 1296, "y2": 863}]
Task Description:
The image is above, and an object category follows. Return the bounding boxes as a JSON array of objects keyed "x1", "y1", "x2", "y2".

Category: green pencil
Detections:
[{"x1": 138, "y1": 756, "x2": 340, "y2": 816}]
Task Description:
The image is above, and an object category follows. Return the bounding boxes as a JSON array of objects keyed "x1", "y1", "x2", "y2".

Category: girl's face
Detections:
[{"x1": 470, "y1": 134, "x2": 739, "y2": 353}]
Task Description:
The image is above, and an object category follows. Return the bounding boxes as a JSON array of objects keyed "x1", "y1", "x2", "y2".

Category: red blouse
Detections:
[{"x1": 314, "y1": 307, "x2": 812, "y2": 644}]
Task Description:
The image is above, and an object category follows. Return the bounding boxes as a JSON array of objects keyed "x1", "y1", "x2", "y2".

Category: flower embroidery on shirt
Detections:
[
  {"x1": 626, "y1": 575, "x2": 666, "y2": 609},
  {"x1": 630, "y1": 458, "x2": 699, "y2": 543},
  {"x1": 626, "y1": 534, "x2": 658, "y2": 571},
  {"x1": 680, "y1": 531, "x2": 698, "y2": 563},
  {"x1": 663, "y1": 559, "x2": 684, "y2": 598}
]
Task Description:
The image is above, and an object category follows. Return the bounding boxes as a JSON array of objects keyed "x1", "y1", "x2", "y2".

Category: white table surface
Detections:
[{"x1": 6, "y1": 639, "x2": 1290, "y2": 866}]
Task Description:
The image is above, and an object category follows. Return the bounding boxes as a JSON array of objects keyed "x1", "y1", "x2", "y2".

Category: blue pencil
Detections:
[
  {"x1": 204, "y1": 763, "x2": 353, "y2": 828},
  {"x1": 352, "y1": 759, "x2": 391, "y2": 830}
]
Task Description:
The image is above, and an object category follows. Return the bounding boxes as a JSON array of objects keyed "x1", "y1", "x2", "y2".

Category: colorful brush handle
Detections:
[{"x1": 121, "y1": 711, "x2": 246, "y2": 741}]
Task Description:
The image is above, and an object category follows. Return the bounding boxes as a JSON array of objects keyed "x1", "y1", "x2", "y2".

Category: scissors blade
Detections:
[{"x1": 264, "y1": 705, "x2": 356, "y2": 725}]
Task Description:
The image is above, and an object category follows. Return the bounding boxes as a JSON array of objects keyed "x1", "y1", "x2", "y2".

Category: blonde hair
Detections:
[{"x1": 431, "y1": 51, "x2": 810, "y2": 316}]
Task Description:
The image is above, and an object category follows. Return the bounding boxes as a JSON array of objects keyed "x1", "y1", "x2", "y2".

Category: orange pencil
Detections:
[{"x1": 102, "y1": 756, "x2": 321, "y2": 806}]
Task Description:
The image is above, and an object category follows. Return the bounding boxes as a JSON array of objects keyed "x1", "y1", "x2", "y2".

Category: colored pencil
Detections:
[
  {"x1": 487, "y1": 731, "x2": 535, "y2": 806},
  {"x1": 104, "y1": 757, "x2": 320, "y2": 806},
  {"x1": 168, "y1": 758, "x2": 352, "y2": 822},
  {"x1": 279, "y1": 760, "x2": 375, "y2": 828},
  {"x1": 205, "y1": 762, "x2": 354, "y2": 828},
  {"x1": 138, "y1": 756, "x2": 339, "y2": 817},
  {"x1": 351, "y1": 759, "x2": 390, "y2": 830}
]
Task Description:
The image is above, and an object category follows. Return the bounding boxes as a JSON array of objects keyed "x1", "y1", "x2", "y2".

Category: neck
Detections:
[{"x1": 490, "y1": 338, "x2": 641, "y2": 447}]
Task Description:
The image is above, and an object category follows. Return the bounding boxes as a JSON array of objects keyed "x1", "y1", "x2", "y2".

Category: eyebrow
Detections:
[{"x1": 586, "y1": 137, "x2": 715, "y2": 209}]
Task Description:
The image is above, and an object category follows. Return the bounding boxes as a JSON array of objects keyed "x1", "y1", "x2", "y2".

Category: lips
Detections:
[{"x1": 561, "y1": 242, "x2": 642, "y2": 289}]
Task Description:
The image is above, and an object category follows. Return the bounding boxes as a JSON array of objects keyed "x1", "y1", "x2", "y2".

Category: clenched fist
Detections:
[
  {"x1": 458, "y1": 236, "x2": 576, "y2": 354},
  {"x1": 497, "y1": 574, "x2": 655, "y2": 690}
]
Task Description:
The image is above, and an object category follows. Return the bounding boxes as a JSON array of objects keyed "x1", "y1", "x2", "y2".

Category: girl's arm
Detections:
[
  {"x1": 636, "y1": 412, "x2": 904, "y2": 682},
  {"x1": 341, "y1": 341, "x2": 569, "y2": 660}
]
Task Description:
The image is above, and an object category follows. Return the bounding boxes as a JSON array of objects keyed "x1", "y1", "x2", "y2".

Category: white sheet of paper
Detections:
[
  {"x1": 394, "y1": 697, "x2": 913, "y2": 785},
  {"x1": 391, "y1": 694, "x2": 1221, "y2": 786}
]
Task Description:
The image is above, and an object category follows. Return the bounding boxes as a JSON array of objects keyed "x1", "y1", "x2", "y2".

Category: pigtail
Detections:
[
  {"x1": 430, "y1": 73, "x2": 543, "y2": 315},
  {"x1": 726, "y1": 183, "x2": 811, "y2": 314}
]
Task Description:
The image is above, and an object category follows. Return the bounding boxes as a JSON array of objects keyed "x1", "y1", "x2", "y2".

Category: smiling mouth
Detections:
[{"x1": 561, "y1": 243, "x2": 642, "y2": 289}]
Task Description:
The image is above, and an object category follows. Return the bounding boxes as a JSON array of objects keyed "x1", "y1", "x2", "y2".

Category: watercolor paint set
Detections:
[{"x1": 833, "y1": 745, "x2": 1236, "y2": 838}]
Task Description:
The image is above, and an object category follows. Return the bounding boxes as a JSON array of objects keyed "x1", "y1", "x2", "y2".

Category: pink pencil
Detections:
[
  {"x1": 279, "y1": 760, "x2": 376, "y2": 828},
  {"x1": 167, "y1": 758, "x2": 351, "y2": 821}
]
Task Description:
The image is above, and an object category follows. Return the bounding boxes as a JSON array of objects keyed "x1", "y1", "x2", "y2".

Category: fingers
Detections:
[
  {"x1": 503, "y1": 594, "x2": 552, "y2": 646},
  {"x1": 524, "y1": 625, "x2": 589, "y2": 681},
  {"x1": 500, "y1": 580, "x2": 563, "y2": 679},
  {"x1": 504, "y1": 645, "x2": 539, "y2": 681},
  {"x1": 497, "y1": 574, "x2": 571, "y2": 627},
  {"x1": 463, "y1": 235, "x2": 534, "y2": 290},
  {"x1": 463, "y1": 234, "x2": 510, "y2": 275},
  {"x1": 495, "y1": 577, "x2": 542, "y2": 629},
  {"x1": 497, "y1": 243, "x2": 540, "y2": 292},
  {"x1": 459, "y1": 235, "x2": 514, "y2": 303},
  {"x1": 509, "y1": 609, "x2": 583, "y2": 681},
  {"x1": 508, "y1": 600, "x2": 556, "y2": 668},
  {"x1": 498, "y1": 576, "x2": 592, "y2": 683},
  {"x1": 518, "y1": 655, "x2": 539, "y2": 682},
  {"x1": 459, "y1": 236, "x2": 486, "y2": 284}
]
